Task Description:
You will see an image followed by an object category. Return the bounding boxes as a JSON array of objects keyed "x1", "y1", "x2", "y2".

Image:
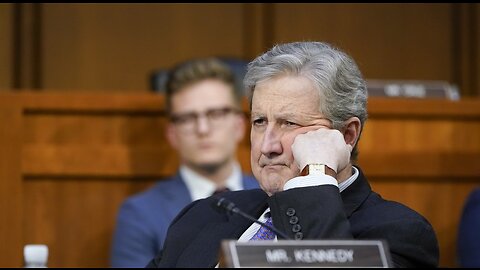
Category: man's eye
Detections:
[
  {"x1": 208, "y1": 109, "x2": 227, "y2": 118},
  {"x1": 284, "y1": 121, "x2": 298, "y2": 127},
  {"x1": 174, "y1": 114, "x2": 196, "y2": 124},
  {"x1": 252, "y1": 118, "x2": 266, "y2": 126}
]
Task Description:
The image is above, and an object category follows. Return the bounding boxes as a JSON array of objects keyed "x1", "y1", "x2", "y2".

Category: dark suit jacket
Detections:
[
  {"x1": 458, "y1": 187, "x2": 480, "y2": 267},
  {"x1": 110, "y1": 172, "x2": 259, "y2": 267},
  {"x1": 147, "y1": 167, "x2": 439, "y2": 268}
]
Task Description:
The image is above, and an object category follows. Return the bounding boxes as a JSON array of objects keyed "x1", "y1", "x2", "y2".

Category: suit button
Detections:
[
  {"x1": 294, "y1": 232, "x2": 303, "y2": 240},
  {"x1": 289, "y1": 216, "x2": 298, "y2": 224},
  {"x1": 292, "y1": 224, "x2": 301, "y2": 232},
  {"x1": 286, "y1": 208, "x2": 295, "y2": 216}
]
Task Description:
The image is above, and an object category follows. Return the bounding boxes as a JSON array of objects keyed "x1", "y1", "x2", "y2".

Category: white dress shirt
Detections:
[{"x1": 180, "y1": 162, "x2": 243, "y2": 201}]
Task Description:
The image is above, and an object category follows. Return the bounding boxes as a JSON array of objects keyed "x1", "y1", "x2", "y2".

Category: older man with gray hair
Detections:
[{"x1": 146, "y1": 41, "x2": 439, "y2": 268}]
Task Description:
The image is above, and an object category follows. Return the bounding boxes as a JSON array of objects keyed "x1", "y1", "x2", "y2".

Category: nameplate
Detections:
[
  {"x1": 366, "y1": 79, "x2": 460, "y2": 100},
  {"x1": 220, "y1": 239, "x2": 392, "y2": 268}
]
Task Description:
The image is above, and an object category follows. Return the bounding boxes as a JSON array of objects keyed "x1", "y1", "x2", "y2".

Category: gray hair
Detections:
[{"x1": 244, "y1": 41, "x2": 368, "y2": 161}]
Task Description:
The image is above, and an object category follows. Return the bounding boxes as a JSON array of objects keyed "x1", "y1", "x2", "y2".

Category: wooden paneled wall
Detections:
[
  {"x1": 358, "y1": 98, "x2": 480, "y2": 267},
  {"x1": 0, "y1": 92, "x2": 479, "y2": 267},
  {"x1": 273, "y1": 4, "x2": 456, "y2": 81},
  {"x1": 0, "y1": 4, "x2": 13, "y2": 90},
  {"x1": 0, "y1": 4, "x2": 478, "y2": 95}
]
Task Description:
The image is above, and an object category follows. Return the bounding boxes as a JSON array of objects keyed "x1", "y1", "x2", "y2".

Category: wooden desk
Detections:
[{"x1": 0, "y1": 92, "x2": 479, "y2": 267}]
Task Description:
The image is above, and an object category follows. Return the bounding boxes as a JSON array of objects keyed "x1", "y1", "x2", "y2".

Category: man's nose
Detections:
[
  {"x1": 260, "y1": 125, "x2": 282, "y2": 157},
  {"x1": 195, "y1": 114, "x2": 211, "y2": 135}
]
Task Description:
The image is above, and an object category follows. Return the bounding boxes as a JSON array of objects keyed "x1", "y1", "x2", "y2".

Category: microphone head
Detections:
[
  {"x1": 216, "y1": 197, "x2": 226, "y2": 208},
  {"x1": 214, "y1": 197, "x2": 236, "y2": 214},
  {"x1": 213, "y1": 197, "x2": 292, "y2": 240}
]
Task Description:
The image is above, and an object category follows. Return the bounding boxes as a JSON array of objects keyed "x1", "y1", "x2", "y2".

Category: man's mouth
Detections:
[{"x1": 262, "y1": 164, "x2": 285, "y2": 169}]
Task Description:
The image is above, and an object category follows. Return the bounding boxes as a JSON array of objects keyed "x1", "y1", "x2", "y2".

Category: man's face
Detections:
[
  {"x1": 167, "y1": 79, "x2": 245, "y2": 170},
  {"x1": 250, "y1": 75, "x2": 331, "y2": 195}
]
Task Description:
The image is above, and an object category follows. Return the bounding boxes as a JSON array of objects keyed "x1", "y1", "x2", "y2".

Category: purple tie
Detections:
[{"x1": 249, "y1": 216, "x2": 276, "y2": 240}]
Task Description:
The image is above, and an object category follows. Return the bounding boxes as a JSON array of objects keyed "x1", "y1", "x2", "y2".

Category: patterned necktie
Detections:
[{"x1": 249, "y1": 215, "x2": 276, "y2": 240}]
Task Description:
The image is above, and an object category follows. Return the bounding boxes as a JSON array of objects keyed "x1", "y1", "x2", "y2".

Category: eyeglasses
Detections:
[{"x1": 170, "y1": 107, "x2": 241, "y2": 133}]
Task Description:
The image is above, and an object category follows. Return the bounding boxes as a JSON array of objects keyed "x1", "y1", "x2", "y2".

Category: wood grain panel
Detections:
[
  {"x1": 1, "y1": 91, "x2": 165, "y2": 111},
  {"x1": 1, "y1": 92, "x2": 479, "y2": 267},
  {"x1": 476, "y1": 4, "x2": 480, "y2": 96},
  {"x1": 6, "y1": 3, "x2": 479, "y2": 98},
  {"x1": 40, "y1": 4, "x2": 248, "y2": 91},
  {"x1": 21, "y1": 107, "x2": 251, "y2": 177},
  {"x1": 454, "y1": 3, "x2": 479, "y2": 97},
  {"x1": 358, "y1": 97, "x2": 480, "y2": 267},
  {"x1": 271, "y1": 4, "x2": 453, "y2": 82},
  {"x1": 0, "y1": 103, "x2": 23, "y2": 266},
  {"x1": 0, "y1": 4, "x2": 13, "y2": 90},
  {"x1": 367, "y1": 97, "x2": 480, "y2": 118},
  {"x1": 369, "y1": 180, "x2": 479, "y2": 268},
  {"x1": 23, "y1": 178, "x2": 155, "y2": 267}
]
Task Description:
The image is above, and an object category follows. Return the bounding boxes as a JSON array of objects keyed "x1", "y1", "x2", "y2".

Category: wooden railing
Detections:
[{"x1": 0, "y1": 91, "x2": 479, "y2": 267}]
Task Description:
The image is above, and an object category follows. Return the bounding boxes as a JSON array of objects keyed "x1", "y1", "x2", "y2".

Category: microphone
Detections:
[{"x1": 215, "y1": 197, "x2": 292, "y2": 240}]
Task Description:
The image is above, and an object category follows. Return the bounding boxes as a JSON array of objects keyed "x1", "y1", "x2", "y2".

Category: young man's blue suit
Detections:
[
  {"x1": 458, "y1": 187, "x2": 480, "y2": 267},
  {"x1": 110, "y1": 172, "x2": 259, "y2": 267}
]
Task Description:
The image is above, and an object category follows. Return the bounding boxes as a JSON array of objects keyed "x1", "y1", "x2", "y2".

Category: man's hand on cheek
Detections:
[{"x1": 291, "y1": 128, "x2": 352, "y2": 174}]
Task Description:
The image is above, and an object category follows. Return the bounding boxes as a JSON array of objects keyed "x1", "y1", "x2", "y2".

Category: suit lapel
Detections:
[
  {"x1": 175, "y1": 215, "x2": 250, "y2": 267},
  {"x1": 177, "y1": 191, "x2": 268, "y2": 267},
  {"x1": 341, "y1": 167, "x2": 372, "y2": 217}
]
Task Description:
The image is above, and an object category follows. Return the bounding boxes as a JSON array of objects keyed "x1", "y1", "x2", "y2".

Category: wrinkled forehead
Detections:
[{"x1": 251, "y1": 75, "x2": 321, "y2": 115}]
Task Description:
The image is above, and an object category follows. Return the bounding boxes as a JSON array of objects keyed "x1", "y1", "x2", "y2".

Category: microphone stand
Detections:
[{"x1": 216, "y1": 197, "x2": 292, "y2": 240}]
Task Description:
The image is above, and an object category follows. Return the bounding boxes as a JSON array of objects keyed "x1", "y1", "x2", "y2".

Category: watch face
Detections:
[
  {"x1": 309, "y1": 164, "x2": 326, "y2": 175},
  {"x1": 300, "y1": 164, "x2": 327, "y2": 176}
]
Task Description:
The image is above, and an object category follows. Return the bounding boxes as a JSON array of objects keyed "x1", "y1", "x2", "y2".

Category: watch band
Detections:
[{"x1": 300, "y1": 164, "x2": 337, "y2": 178}]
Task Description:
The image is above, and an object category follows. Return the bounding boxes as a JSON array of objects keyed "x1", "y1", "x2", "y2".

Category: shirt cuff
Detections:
[{"x1": 283, "y1": 174, "x2": 338, "y2": 191}]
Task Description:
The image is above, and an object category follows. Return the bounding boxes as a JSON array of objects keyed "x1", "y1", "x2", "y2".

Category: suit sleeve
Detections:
[
  {"x1": 268, "y1": 185, "x2": 439, "y2": 267},
  {"x1": 268, "y1": 185, "x2": 353, "y2": 240},
  {"x1": 357, "y1": 217, "x2": 438, "y2": 267},
  {"x1": 110, "y1": 200, "x2": 157, "y2": 267}
]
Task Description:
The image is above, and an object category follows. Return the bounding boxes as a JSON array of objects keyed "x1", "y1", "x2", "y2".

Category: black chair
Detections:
[{"x1": 149, "y1": 57, "x2": 249, "y2": 96}]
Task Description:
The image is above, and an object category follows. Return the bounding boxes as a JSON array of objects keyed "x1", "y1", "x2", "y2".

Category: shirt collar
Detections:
[
  {"x1": 180, "y1": 162, "x2": 243, "y2": 201},
  {"x1": 338, "y1": 166, "x2": 359, "y2": 193}
]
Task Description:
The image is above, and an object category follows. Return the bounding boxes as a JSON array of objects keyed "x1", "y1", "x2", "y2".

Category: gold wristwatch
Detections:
[{"x1": 301, "y1": 164, "x2": 337, "y2": 178}]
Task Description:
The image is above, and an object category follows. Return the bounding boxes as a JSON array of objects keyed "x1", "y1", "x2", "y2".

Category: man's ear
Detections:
[
  {"x1": 342, "y1": 116, "x2": 361, "y2": 148},
  {"x1": 166, "y1": 122, "x2": 179, "y2": 150}
]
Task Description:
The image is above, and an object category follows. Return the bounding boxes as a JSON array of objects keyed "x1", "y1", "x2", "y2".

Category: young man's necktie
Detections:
[{"x1": 212, "y1": 187, "x2": 230, "y2": 196}]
